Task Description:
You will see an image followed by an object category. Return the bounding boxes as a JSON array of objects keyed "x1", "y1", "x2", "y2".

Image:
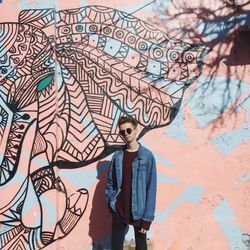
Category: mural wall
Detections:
[{"x1": 0, "y1": 0, "x2": 249, "y2": 249}]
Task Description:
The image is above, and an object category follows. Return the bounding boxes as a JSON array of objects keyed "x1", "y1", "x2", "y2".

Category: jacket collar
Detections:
[
  {"x1": 137, "y1": 143, "x2": 145, "y2": 160},
  {"x1": 117, "y1": 142, "x2": 144, "y2": 160}
]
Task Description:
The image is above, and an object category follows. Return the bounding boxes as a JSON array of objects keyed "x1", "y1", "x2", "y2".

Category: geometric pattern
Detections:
[{"x1": 0, "y1": 5, "x2": 210, "y2": 249}]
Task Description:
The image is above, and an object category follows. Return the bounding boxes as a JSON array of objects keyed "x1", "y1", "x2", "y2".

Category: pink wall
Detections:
[{"x1": 0, "y1": 0, "x2": 250, "y2": 249}]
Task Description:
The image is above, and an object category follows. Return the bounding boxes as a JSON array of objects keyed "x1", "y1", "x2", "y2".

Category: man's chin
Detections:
[{"x1": 125, "y1": 139, "x2": 135, "y2": 144}]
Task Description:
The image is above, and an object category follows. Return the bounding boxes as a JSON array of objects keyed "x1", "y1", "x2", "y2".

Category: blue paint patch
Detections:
[
  {"x1": 58, "y1": 155, "x2": 107, "y2": 186},
  {"x1": 6, "y1": 171, "x2": 27, "y2": 185},
  {"x1": 198, "y1": 13, "x2": 249, "y2": 42},
  {"x1": 39, "y1": 196, "x2": 57, "y2": 227},
  {"x1": 147, "y1": 59, "x2": 162, "y2": 75},
  {"x1": 111, "y1": 106, "x2": 119, "y2": 128},
  {"x1": 31, "y1": 155, "x2": 49, "y2": 169},
  {"x1": 189, "y1": 76, "x2": 250, "y2": 128},
  {"x1": 70, "y1": 105, "x2": 97, "y2": 136},
  {"x1": 22, "y1": 180, "x2": 41, "y2": 227},
  {"x1": 190, "y1": 76, "x2": 250, "y2": 154},
  {"x1": 0, "y1": 86, "x2": 8, "y2": 99},
  {"x1": 210, "y1": 126, "x2": 250, "y2": 155},
  {"x1": 166, "y1": 101, "x2": 189, "y2": 143},
  {"x1": 158, "y1": 173, "x2": 181, "y2": 183},
  {"x1": 234, "y1": 94, "x2": 250, "y2": 111},
  {"x1": 104, "y1": 38, "x2": 122, "y2": 57},
  {"x1": 166, "y1": 90, "x2": 192, "y2": 143},
  {"x1": 153, "y1": 0, "x2": 171, "y2": 18},
  {"x1": 214, "y1": 199, "x2": 249, "y2": 250},
  {"x1": 155, "y1": 153, "x2": 173, "y2": 168},
  {"x1": 80, "y1": 0, "x2": 88, "y2": 6},
  {"x1": 142, "y1": 108, "x2": 150, "y2": 124},
  {"x1": 121, "y1": 0, "x2": 161, "y2": 15},
  {"x1": 155, "y1": 185, "x2": 203, "y2": 224},
  {"x1": 13, "y1": 0, "x2": 55, "y2": 9},
  {"x1": 0, "y1": 39, "x2": 10, "y2": 59},
  {"x1": 59, "y1": 168, "x2": 98, "y2": 189},
  {"x1": 56, "y1": 65, "x2": 64, "y2": 89},
  {"x1": 164, "y1": 81, "x2": 184, "y2": 97},
  {"x1": 240, "y1": 173, "x2": 250, "y2": 182}
]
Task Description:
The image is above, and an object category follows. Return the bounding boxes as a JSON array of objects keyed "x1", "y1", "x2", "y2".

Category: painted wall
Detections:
[{"x1": 0, "y1": 0, "x2": 249, "y2": 250}]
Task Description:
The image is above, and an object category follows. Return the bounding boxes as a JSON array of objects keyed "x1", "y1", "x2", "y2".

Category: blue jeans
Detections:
[{"x1": 111, "y1": 213, "x2": 147, "y2": 250}]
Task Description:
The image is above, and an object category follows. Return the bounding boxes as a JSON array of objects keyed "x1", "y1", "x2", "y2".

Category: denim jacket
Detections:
[{"x1": 105, "y1": 143, "x2": 157, "y2": 222}]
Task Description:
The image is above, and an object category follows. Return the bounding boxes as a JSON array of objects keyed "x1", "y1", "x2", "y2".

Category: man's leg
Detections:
[
  {"x1": 111, "y1": 213, "x2": 128, "y2": 250},
  {"x1": 134, "y1": 227, "x2": 147, "y2": 250}
]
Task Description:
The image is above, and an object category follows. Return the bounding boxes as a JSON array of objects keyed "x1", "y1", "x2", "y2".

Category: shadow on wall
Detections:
[
  {"x1": 225, "y1": 26, "x2": 250, "y2": 66},
  {"x1": 89, "y1": 160, "x2": 112, "y2": 250},
  {"x1": 88, "y1": 161, "x2": 156, "y2": 250},
  {"x1": 150, "y1": 1, "x2": 250, "y2": 121}
]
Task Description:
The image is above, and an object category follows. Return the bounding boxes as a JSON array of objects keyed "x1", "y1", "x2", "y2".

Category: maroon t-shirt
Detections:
[{"x1": 115, "y1": 150, "x2": 151, "y2": 230}]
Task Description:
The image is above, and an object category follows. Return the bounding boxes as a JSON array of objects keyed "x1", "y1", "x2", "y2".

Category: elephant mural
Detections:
[{"x1": 0, "y1": 5, "x2": 210, "y2": 250}]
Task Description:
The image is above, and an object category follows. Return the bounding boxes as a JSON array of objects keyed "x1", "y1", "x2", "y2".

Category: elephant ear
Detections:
[{"x1": 52, "y1": 6, "x2": 210, "y2": 168}]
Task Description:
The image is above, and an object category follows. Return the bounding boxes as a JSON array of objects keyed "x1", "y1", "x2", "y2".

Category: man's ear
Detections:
[{"x1": 135, "y1": 125, "x2": 140, "y2": 134}]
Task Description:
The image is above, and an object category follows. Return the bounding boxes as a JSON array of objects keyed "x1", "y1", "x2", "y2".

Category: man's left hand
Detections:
[{"x1": 139, "y1": 228, "x2": 147, "y2": 234}]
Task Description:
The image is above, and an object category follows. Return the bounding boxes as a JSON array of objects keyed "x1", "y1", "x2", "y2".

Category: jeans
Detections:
[{"x1": 111, "y1": 213, "x2": 147, "y2": 250}]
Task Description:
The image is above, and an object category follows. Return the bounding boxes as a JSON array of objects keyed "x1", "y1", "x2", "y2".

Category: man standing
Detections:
[{"x1": 105, "y1": 116, "x2": 157, "y2": 250}]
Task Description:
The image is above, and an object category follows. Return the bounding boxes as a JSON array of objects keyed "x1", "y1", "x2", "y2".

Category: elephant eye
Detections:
[{"x1": 37, "y1": 74, "x2": 54, "y2": 92}]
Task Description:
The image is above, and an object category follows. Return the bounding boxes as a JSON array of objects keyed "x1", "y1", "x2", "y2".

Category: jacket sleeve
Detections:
[
  {"x1": 143, "y1": 152, "x2": 157, "y2": 221},
  {"x1": 105, "y1": 153, "x2": 116, "y2": 206}
]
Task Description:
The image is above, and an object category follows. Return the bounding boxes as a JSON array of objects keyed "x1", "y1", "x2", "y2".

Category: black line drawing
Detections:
[{"x1": 0, "y1": 5, "x2": 209, "y2": 249}]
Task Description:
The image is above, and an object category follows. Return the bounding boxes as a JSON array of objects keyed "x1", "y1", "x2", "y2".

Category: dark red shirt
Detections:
[{"x1": 115, "y1": 150, "x2": 151, "y2": 230}]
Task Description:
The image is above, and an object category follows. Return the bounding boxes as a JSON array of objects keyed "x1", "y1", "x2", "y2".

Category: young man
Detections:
[{"x1": 105, "y1": 116, "x2": 157, "y2": 250}]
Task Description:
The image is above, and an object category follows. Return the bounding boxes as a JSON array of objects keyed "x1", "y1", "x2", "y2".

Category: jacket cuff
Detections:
[{"x1": 141, "y1": 220, "x2": 151, "y2": 231}]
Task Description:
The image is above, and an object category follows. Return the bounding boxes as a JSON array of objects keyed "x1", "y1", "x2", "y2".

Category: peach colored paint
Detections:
[{"x1": 0, "y1": 0, "x2": 250, "y2": 249}]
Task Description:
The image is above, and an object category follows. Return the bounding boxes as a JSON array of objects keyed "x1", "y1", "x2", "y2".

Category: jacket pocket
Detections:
[{"x1": 138, "y1": 165, "x2": 146, "y2": 170}]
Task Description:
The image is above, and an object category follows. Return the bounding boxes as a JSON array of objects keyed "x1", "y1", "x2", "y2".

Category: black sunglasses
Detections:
[{"x1": 119, "y1": 128, "x2": 134, "y2": 136}]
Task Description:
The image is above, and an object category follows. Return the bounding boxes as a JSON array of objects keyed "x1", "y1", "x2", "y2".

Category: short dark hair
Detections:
[{"x1": 117, "y1": 116, "x2": 138, "y2": 128}]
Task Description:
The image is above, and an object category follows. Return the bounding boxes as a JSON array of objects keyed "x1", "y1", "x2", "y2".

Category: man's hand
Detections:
[{"x1": 139, "y1": 228, "x2": 147, "y2": 234}]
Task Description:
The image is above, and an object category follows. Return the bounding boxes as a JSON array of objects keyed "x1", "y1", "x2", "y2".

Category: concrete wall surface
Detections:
[{"x1": 0, "y1": 0, "x2": 250, "y2": 249}]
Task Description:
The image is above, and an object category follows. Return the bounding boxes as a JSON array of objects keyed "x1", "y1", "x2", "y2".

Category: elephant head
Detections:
[{"x1": 0, "y1": 5, "x2": 210, "y2": 249}]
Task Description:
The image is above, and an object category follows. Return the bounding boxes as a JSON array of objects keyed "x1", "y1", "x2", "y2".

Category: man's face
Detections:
[{"x1": 119, "y1": 122, "x2": 137, "y2": 143}]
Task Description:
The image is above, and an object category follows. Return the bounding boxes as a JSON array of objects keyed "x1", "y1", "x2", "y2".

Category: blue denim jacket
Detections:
[{"x1": 105, "y1": 143, "x2": 157, "y2": 222}]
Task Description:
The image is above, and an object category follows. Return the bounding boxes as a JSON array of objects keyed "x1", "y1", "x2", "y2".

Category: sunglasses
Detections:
[{"x1": 119, "y1": 128, "x2": 134, "y2": 136}]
